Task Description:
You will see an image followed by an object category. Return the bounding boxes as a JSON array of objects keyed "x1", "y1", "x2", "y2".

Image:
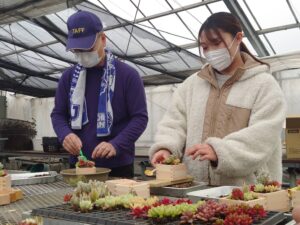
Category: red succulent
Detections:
[
  {"x1": 130, "y1": 206, "x2": 150, "y2": 219},
  {"x1": 86, "y1": 161, "x2": 95, "y2": 167},
  {"x1": 174, "y1": 198, "x2": 193, "y2": 205},
  {"x1": 224, "y1": 213, "x2": 253, "y2": 225},
  {"x1": 231, "y1": 188, "x2": 244, "y2": 200},
  {"x1": 160, "y1": 197, "x2": 172, "y2": 205},
  {"x1": 63, "y1": 193, "x2": 72, "y2": 202},
  {"x1": 266, "y1": 180, "x2": 281, "y2": 187},
  {"x1": 249, "y1": 185, "x2": 255, "y2": 192}
]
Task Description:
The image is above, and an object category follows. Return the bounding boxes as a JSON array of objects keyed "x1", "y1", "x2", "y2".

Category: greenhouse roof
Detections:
[{"x1": 0, "y1": 0, "x2": 300, "y2": 97}]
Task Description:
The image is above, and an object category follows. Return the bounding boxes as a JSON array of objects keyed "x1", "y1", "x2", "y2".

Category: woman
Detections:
[{"x1": 149, "y1": 12, "x2": 286, "y2": 186}]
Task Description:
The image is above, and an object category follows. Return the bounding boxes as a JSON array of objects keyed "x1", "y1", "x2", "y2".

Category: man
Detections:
[{"x1": 51, "y1": 10, "x2": 148, "y2": 177}]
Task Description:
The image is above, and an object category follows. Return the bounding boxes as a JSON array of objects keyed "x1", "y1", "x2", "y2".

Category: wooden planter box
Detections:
[
  {"x1": 0, "y1": 192, "x2": 10, "y2": 205},
  {"x1": 76, "y1": 167, "x2": 96, "y2": 175},
  {"x1": 290, "y1": 189, "x2": 300, "y2": 207},
  {"x1": 0, "y1": 188, "x2": 23, "y2": 205},
  {"x1": 0, "y1": 175, "x2": 11, "y2": 190},
  {"x1": 219, "y1": 197, "x2": 267, "y2": 208},
  {"x1": 156, "y1": 163, "x2": 188, "y2": 181},
  {"x1": 106, "y1": 179, "x2": 150, "y2": 198},
  {"x1": 256, "y1": 190, "x2": 290, "y2": 212},
  {"x1": 10, "y1": 188, "x2": 23, "y2": 202}
]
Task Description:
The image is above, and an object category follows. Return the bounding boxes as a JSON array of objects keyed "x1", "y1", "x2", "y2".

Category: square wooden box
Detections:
[
  {"x1": 290, "y1": 190, "x2": 300, "y2": 207},
  {"x1": 106, "y1": 179, "x2": 150, "y2": 198},
  {"x1": 0, "y1": 175, "x2": 11, "y2": 190},
  {"x1": 106, "y1": 179, "x2": 136, "y2": 195},
  {"x1": 116, "y1": 182, "x2": 150, "y2": 198},
  {"x1": 0, "y1": 188, "x2": 23, "y2": 205},
  {"x1": 156, "y1": 163, "x2": 188, "y2": 181},
  {"x1": 256, "y1": 190, "x2": 290, "y2": 212},
  {"x1": 219, "y1": 197, "x2": 267, "y2": 208},
  {"x1": 76, "y1": 167, "x2": 96, "y2": 175},
  {"x1": 10, "y1": 188, "x2": 23, "y2": 202},
  {"x1": 0, "y1": 193, "x2": 10, "y2": 205}
]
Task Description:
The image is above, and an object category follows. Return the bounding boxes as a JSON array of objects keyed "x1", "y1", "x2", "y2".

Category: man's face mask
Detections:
[
  {"x1": 74, "y1": 42, "x2": 102, "y2": 68},
  {"x1": 204, "y1": 36, "x2": 239, "y2": 71}
]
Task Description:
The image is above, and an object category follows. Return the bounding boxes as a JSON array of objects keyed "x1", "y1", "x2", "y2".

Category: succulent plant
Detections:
[
  {"x1": 194, "y1": 200, "x2": 227, "y2": 222},
  {"x1": 79, "y1": 199, "x2": 93, "y2": 213},
  {"x1": 254, "y1": 183, "x2": 265, "y2": 193},
  {"x1": 75, "y1": 156, "x2": 95, "y2": 168},
  {"x1": 63, "y1": 193, "x2": 72, "y2": 202},
  {"x1": 243, "y1": 192, "x2": 257, "y2": 201},
  {"x1": 162, "y1": 155, "x2": 181, "y2": 165},
  {"x1": 76, "y1": 181, "x2": 92, "y2": 195},
  {"x1": 264, "y1": 185, "x2": 280, "y2": 192},
  {"x1": 70, "y1": 195, "x2": 80, "y2": 210},
  {"x1": 230, "y1": 188, "x2": 244, "y2": 200},
  {"x1": 256, "y1": 172, "x2": 270, "y2": 186},
  {"x1": 223, "y1": 213, "x2": 253, "y2": 225},
  {"x1": 180, "y1": 211, "x2": 194, "y2": 224}
]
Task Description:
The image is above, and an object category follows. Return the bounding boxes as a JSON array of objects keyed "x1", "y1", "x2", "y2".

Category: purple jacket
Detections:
[{"x1": 51, "y1": 59, "x2": 148, "y2": 168}]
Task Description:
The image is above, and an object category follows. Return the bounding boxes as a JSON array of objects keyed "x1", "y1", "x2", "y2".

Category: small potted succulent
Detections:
[
  {"x1": 220, "y1": 186, "x2": 267, "y2": 208},
  {"x1": 156, "y1": 155, "x2": 188, "y2": 181},
  {"x1": 75, "y1": 156, "x2": 96, "y2": 175},
  {"x1": 250, "y1": 173, "x2": 289, "y2": 212}
]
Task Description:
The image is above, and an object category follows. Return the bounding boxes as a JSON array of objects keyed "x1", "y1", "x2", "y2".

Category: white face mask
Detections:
[
  {"x1": 74, "y1": 45, "x2": 102, "y2": 68},
  {"x1": 204, "y1": 37, "x2": 239, "y2": 71}
]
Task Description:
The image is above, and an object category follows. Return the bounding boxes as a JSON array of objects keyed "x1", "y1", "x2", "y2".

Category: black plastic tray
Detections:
[{"x1": 32, "y1": 204, "x2": 287, "y2": 225}]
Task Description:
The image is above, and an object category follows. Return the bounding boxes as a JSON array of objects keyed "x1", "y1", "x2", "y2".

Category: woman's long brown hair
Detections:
[{"x1": 198, "y1": 12, "x2": 268, "y2": 66}]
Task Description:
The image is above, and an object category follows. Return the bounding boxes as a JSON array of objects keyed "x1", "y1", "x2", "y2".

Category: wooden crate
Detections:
[
  {"x1": 219, "y1": 197, "x2": 267, "y2": 208},
  {"x1": 116, "y1": 182, "x2": 150, "y2": 198},
  {"x1": 256, "y1": 190, "x2": 290, "y2": 212},
  {"x1": 0, "y1": 189, "x2": 10, "y2": 205},
  {"x1": 291, "y1": 190, "x2": 300, "y2": 207},
  {"x1": 76, "y1": 167, "x2": 96, "y2": 175},
  {"x1": 10, "y1": 188, "x2": 23, "y2": 201},
  {"x1": 0, "y1": 188, "x2": 23, "y2": 205},
  {"x1": 106, "y1": 179, "x2": 150, "y2": 198},
  {"x1": 0, "y1": 175, "x2": 11, "y2": 190},
  {"x1": 106, "y1": 179, "x2": 136, "y2": 195},
  {"x1": 156, "y1": 163, "x2": 188, "y2": 181}
]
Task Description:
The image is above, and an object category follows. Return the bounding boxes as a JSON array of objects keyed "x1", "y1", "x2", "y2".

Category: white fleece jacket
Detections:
[{"x1": 149, "y1": 64, "x2": 286, "y2": 186}]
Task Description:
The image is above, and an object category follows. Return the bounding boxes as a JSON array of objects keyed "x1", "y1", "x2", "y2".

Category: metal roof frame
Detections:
[{"x1": 0, "y1": 0, "x2": 299, "y2": 97}]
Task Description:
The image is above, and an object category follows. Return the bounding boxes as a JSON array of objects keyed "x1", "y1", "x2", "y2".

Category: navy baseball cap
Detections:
[{"x1": 66, "y1": 10, "x2": 103, "y2": 51}]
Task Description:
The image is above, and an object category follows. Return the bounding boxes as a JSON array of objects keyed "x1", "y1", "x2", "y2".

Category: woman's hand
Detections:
[
  {"x1": 185, "y1": 144, "x2": 217, "y2": 161},
  {"x1": 151, "y1": 149, "x2": 171, "y2": 165}
]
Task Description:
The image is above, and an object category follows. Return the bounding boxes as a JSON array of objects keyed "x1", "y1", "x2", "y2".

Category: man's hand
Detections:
[
  {"x1": 63, "y1": 133, "x2": 82, "y2": 155},
  {"x1": 92, "y1": 142, "x2": 116, "y2": 159},
  {"x1": 151, "y1": 149, "x2": 171, "y2": 165},
  {"x1": 185, "y1": 144, "x2": 217, "y2": 161}
]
